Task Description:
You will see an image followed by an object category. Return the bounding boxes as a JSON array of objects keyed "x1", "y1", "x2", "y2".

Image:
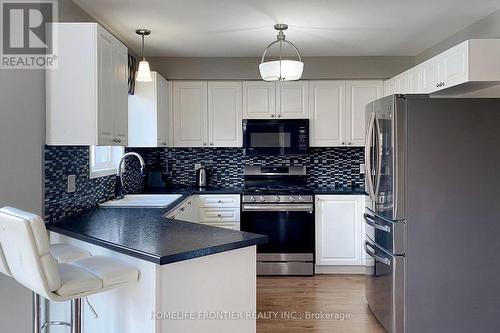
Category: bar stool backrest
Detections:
[{"x1": 0, "y1": 207, "x2": 62, "y2": 299}]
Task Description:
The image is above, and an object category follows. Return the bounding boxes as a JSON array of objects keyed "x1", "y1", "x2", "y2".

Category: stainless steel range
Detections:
[{"x1": 240, "y1": 166, "x2": 314, "y2": 276}]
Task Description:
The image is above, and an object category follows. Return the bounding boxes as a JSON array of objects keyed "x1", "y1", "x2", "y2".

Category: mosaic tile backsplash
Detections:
[{"x1": 44, "y1": 146, "x2": 364, "y2": 222}]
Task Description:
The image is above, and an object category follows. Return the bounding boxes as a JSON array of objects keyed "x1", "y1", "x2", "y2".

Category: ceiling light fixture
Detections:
[
  {"x1": 259, "y1": 24, "x2": 303, "y2": 82},
  {"x1": 136, "y1": 28, "x2": 152, "y2": 82}
]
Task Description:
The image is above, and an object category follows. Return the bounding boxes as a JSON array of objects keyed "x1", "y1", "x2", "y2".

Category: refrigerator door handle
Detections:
[
  {"x1": 365, "y1": 112, "x2": 376, "y2": 200},
  {"x1": 374, "y1": 117, "x2": 383, "y2": 196},
  {"x1": 363, "y1": 213, "x2": 391, "y2": 233},
  {"x1": 364, "y1": 240, "x2": 391, "y2": 266}
]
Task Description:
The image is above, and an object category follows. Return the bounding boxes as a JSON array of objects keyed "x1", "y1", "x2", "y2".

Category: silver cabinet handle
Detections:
[
  {"x1": 363, "y1": 213, "x2": 391, "y2": 232},
  {"x1": 364, "y1": 241, "x2": 391, "y2": 266}
]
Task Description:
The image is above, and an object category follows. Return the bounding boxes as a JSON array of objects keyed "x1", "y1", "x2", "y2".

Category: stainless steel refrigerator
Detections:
[{"x1": 364, "y1": 95, "x2": 500, "y2": 333}]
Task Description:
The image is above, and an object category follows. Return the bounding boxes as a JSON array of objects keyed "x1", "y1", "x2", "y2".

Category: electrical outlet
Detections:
[
  {"x1": 194, "y1": 163, "x2": 202, "y2": 171},
  {"x1": 67, "y1": 175, "x2": 76, "y2": 193},
  {"x1": 359, "y1": 163, "x2": 365, "y2": 174}
]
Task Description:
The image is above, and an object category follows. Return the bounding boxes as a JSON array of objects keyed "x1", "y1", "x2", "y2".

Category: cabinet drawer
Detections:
[
  {"x1": 197, "y1": 195, "x2": 240, "y2": 208},
  {"x1": 198, "y1": 208, "x2": 240, "y2": 222}
]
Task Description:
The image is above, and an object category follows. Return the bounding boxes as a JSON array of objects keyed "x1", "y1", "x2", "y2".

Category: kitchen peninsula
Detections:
[{"x1": 47, "y1": 203, "x2": 266, "y2": 333}]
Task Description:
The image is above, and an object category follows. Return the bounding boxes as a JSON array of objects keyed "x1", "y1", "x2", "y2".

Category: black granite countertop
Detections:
[{"x1": 47, "y1": 205, "x2": 266, "y2": 265}]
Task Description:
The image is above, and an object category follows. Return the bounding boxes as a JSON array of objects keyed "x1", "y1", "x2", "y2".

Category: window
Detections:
[{"x1": 89, "y1": 146, "x2": 124, "y2": 179}]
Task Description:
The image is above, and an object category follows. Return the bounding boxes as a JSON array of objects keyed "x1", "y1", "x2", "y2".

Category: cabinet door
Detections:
[
  {"x1": 156, "y1": 74, "x2": 169, "y2": 147},
  {"x1": 309, "y1": 81, "x2": 345, "y2": 147},
  {"x1": 345, "y1": 80, "x2": 383, "y2": 146},
  {"x1": 441, "y1": 41, "x2": 469, "y2": 89},
  {"x1": 276, "y1": 81, "x2": 309, "y2": 119},
  {"x1": 420, "y1": 56, "x2": 442, "y2": 93},
  {"x1": 173, "y1": 81, "x2": 208, "y2": 147},
  {"x1": 96, "y1": 28, "x2": 115, "y2": 145},
  {"x1": 408, "y1": 67, "x2": 421, "y2": 93},
  {"x1": 113, "y1": 43, "x2": 128, "y2": 146},
  {"x1": 242, "y1": 81, "x2": 276, "y2": 119},
  {"x1": 208, "y1": 82, "x2": 242, "y2": 147},
  {"x1": 315, "y1": 195, "x2": 363, "y2": 266},
  {"x1": 397, "y1": 72, "x2": 409, "y2": 94},
  {"x1": 383, "y1": 78, "x2": 397, "y2": 97}
]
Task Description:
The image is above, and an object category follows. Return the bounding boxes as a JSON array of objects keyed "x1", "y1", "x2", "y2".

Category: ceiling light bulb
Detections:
[{"x1": 136, "y1": 60, "x2": 152, "y2": 82}]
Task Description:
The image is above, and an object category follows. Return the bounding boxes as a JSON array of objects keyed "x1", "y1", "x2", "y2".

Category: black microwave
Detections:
[{"x1": 242, "y1": 119, "x2": 309, "y2": 156}]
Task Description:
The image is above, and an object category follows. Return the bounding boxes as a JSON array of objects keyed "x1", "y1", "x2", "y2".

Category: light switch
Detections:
[{"x1": 67, "y1": 175, "x2": 76, "y2": 193}]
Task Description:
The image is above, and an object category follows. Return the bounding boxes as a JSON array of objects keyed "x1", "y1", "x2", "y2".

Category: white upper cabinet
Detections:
[
  {"x1": 243, "y1": 81, "x2": 309, "y2": 119},
  {"x1": 420, "y1": 55, "x2": 442, "y2": 93},
  {"x1": 46, "y1": 23, "x2": 128, "y2": 146},
  {"x1": 208, "y1": 82, "x2": 243, "y2": 147},
  {"x1": 276, "y1": 81, "x2": 309, "y2": 119},
  {"x1": 243, "y1": 81, "x2": 276, "y2": 119},
  {"x1": 310, "y1": 80, "x2": 382, "y2": 147},
  {"x1": 383, "y1": 77, "x2": 397, "y2": 97},
  {"x1": 173, "y1": 81, "x2": 208, "y2": 147},
  {"x1": 345, "y1": 80, "x2": 383, "y2": 146},
  {"x1": 128, "y1": 72, "x2": 171, "y2": 147},
  {"x1": 315, "y1": 195, "x2": 364, "y2": 266},
  {"x1": 173, "y1": 81, "x2": 242, "y2": 148},
  {"x1": 386, "y1": 39, "x2": 500, "y2": 95},
  {"x1": 309, "y1": 81, "x2": 345, "y2": 146}
]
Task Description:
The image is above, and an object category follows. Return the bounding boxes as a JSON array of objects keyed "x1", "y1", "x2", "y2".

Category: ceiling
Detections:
[{"x1": 73, "y1": 0, "x2": 500, "y2": 57}]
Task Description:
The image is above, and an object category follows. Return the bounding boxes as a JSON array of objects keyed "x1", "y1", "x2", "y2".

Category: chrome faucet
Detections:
[{"x1": 115, "y1": 152, "x2": 146, "y2": 199}]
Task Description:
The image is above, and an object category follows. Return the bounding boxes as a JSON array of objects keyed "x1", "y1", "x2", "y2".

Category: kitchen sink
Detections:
[{"x1": 99, "y1": 194, "x2": 183, "y2": 208}]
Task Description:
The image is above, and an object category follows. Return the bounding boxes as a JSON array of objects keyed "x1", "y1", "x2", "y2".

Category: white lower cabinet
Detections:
[
  {"x1": 167, "y1": 195, "x2": 241, "y2": 230},
  {"x1": 315, "y1": 195, "x2": 365, "y2": 268}
]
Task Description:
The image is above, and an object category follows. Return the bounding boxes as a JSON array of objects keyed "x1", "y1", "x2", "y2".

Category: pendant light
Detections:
[
  {"x1": 136, "y1": 29, "x2": 152, "y2": 82},
  {"x1": 259, "y1": 24, "x2": 304, "y2": 81}
]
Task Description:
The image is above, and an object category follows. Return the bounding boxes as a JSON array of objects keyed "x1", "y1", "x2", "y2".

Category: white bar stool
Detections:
[{"x1": 0, "y1": 207, "x2": 139, "y2": 333}]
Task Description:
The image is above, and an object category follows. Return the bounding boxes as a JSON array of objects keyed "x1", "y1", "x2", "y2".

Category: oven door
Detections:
[
  {"x1": 365, "y1": 236, "x2": 405, "y2": 333},
  {"x1": 242, "y1": 120, "x2": 309, "y2": 156},
  {"x1": 240, "y1": 203, "x2": 314, "y2": 254}
]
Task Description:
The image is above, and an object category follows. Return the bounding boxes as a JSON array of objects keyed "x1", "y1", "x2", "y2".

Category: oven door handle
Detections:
[
  {"x1": 363, "y1": 213, "x2": 391, "y2": 233},
  {"x1": 242, "y1": 204, "x2": 314, "y2": 212},
  {"x1": 364, "y1": 240, "x2": 391, "y2": 266}
]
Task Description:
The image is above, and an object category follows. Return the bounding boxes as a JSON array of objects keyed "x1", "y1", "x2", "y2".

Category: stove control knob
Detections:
[
  {"x1": 298, "y1": 196, "x2": 305, "y2": 202},
  {"x1": 289, "y1": 196, "x2": 296, "y2": 202},
  {"x1": 250, "y1": 196, "x2": 256, "y2": 202},
  {"x1": 273, "y1": 196, "x2": 280, "y2": 202},
  {"x1": 258, "y1": 196, "x2": 266, "y2": 202}
]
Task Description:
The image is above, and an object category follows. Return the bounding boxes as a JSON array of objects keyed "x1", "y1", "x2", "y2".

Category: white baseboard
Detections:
[{"x1": 315, "y1": 265, "x2": 374, "y2": 275}]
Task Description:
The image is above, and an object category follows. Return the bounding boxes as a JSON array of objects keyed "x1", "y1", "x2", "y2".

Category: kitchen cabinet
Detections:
[
  {"x1": 276, "y1": 81, "x2": 309, "y2": 119},
  {"x1": 345, "y1": 80, "x2": 384, "y2": 146},
  {"x1": 309, "y1": 81, "x2": 345, "y2": 146},
  {"x1": 196, "y1": 195, "x2": 241, "y2": 230},
  {"x1": 167, "y1": 197, "x2": 196, "y2": 222},
  {"x1": 173, "y1": 81, "x2": 208, "y2": 147},
  {"x1": 208, "y1": 82, "x2": 242, "y2": 147},
  {"x1": 167, "y1": 195, "x2": 241, "y2": 230},
  {"x1": 315, "y1": 195, "x2": 364, "y2": 266},
  {"x1": 383, "y1": 77, "x2": 397, "y2": 97},
  {"x1": 173, "y1": 81, "x2": 242, "y2": 147},
  {"x1": 128, "y1": 72, "x2": 172, "y2": 147},
  {"x1": 243, "y1": 81, "x2": 276, "y2": 119},
  {"x1": 243, "y1": 81, "x2": 309, "y2": 119},
  {"x1": 46, "y1": 22, "x2": 128, "y2": 146},
  {"x1": 385, "y1": 39, "x2": 500, "y2": 95},
  {"x1": 310, "y1": 80, "x2": 382, "y2": 147}
]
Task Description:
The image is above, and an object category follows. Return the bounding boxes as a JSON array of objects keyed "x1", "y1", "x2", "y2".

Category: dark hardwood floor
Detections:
[{"x1": 257, "y1": 275, "x2": 385, "y2": 333}]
